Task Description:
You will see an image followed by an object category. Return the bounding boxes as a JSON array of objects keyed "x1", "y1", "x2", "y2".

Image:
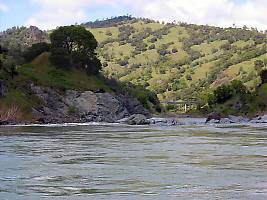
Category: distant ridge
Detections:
[{"x1": 81, "y1": 15, "x2": 156, "y2": 28}]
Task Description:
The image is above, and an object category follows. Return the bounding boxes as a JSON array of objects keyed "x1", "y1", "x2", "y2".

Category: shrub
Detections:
[
  {"x1": 117, "y1": 59, "x2": 129, "y2": 66},
  {"x1": 24, "y1": 42, "x2": 51, "y2": 62},
  {"x1": 50, "y1": 48, "x2": 70, "y2": 68},
  {"x1": 254, "y1": 60, "x2": 265, "y2": 72},
  {"x1": 186, "y1": 74, "x2": 192, "y2": 81},
  {"x1": 148, "y1": 44, "x2": 155, "y2": 50},
  {"x1": 149, "y1": 37, "x2": 157, "y2": 43},
  {"x1": 172, "y1": 48, "x2": 178, "y2": 53},
  {"x1": 260, "y1": 70, "x2": 267, "y2": 84},
  {"x1": 68, "y1": 106, "x2": 78, "y2": 115}
]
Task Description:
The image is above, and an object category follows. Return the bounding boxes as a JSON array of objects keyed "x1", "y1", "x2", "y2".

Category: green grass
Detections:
[
  {"x1": 232, "y1": 40, "x2": 254, "y2": 49},
  {"x1": 0, "y1": 88, "x2": 42, "y2": 121},
  {"x1": 0, "y1": 89, "x2": 39, "y2": 111},
  {"x1": 17, "y1": 53, "x2": 112, "y2": 92},
  {"x1": 192, "y1": 61, "x2": 216, "y2": 81},
  {"x1": 131, "y1": 21, "x2": 163, "y2": 31},
  {"x1": 167, "y1": 50, "x2": 189, "y2": 63},
  {"x1": 106, "y1": 42, "x2": 133, "y2": 59},
  {"x1": 191, "y1": 40, "x2": 228, "y2": 55},
  {"x1": 88, "y1": 27, "x2": 119, "y2": 43},
  {"x1": 129, "y1": 50, "x2": 159, "y2": 65}
]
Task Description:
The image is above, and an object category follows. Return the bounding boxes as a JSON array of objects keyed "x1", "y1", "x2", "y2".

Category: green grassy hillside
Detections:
[{"x1": 84, "y1": 18, "x2": 267, "y2": 103}]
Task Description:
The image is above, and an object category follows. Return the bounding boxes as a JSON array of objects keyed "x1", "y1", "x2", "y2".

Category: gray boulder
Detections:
[
  {"x1": 220, "y1": 118, "x2": 231, "y2": 124},
  {"x1": 149, "y1": 118, "x2": 181, "y2": 126},
  {"x1": 127, "y1": 114, "x2": 149, "y2": 125},
  {"x1": 250, "y1": 114, "x2": 267, "y2": 123},
  {"x1": 228, "y1": 115, "x2": 250, "y2": 123},
  {"x1": 261, "y1": 115, "x2": 267, "y2": 123}
]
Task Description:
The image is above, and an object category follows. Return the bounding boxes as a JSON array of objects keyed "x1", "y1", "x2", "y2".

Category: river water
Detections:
[{"x1": 0, "y1": 123, "x2": 267, "y2": 200}]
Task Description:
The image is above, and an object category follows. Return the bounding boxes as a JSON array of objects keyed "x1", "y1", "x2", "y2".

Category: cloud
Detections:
[
  {"x1": 26, "y1": 0, "x2": 118, "y2": 29},
  {"x1": 0, "y1": 2, "x2": 9, "y2": 12},
  {"x1": 124, "y1": 0, "x2": 267, "y2": 30},
  {"x1": 26, "y1": 0, "x2": 267, "y2": 30}
]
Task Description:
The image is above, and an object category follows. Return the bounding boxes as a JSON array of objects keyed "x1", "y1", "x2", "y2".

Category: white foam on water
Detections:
[{"x1": 2, "y1": 122, "x2": 121, "y2": 128}]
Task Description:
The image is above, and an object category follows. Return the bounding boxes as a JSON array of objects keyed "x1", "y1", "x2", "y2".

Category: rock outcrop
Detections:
[
  {"x1": 250, "y1": 114, "x2": 267, "y2": 123},
  {"x1": 228, "y1": 115, "x2": 250, "y2": 123},
  {"x1": 126, "y1": 114, "x2": 149, "y2": 125},
  {"x1": 149, "y1": 118, "x2": 181, "y2": 126},
  {"x1": 30, "y1": 86, "x2": 150, "y2": 124}
]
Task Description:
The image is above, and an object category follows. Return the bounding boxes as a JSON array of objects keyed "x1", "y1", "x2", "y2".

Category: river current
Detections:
[{"x1": 0, "y1": 123, "x2": 267, "y2": 199}]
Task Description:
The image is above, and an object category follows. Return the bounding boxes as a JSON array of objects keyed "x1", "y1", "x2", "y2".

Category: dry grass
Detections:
[{"x1": 0, "y1": 105, "x2": 22, "y2": 123}]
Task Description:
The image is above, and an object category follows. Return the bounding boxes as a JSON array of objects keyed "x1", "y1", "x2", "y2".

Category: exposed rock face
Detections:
[
  {"x1": 30, "y1": 86, "x2": 150, "y2": 123},
  {"x1": 117, "y1": 94, "x2": 151, "y2": 117},
  {"x1": 65, "y1": 90, "x2": 129, "y2": 123},
  {"x1": 25, "y1": 26, "x2": 49, "y2": 45}
]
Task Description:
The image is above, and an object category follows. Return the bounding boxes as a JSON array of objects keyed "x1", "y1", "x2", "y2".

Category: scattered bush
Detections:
[{"x1": 24, "y1": 42, "x2": 51, "y2": 62}]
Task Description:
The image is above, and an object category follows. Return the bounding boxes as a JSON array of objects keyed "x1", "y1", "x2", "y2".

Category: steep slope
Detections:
[{"x1": 84, "y1": 17, "x2": 267, "y2": 103}]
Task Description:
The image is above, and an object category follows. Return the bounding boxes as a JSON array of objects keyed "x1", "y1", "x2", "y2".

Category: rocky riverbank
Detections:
[
  {"x1": 1, "y1": 84, "x2": 266, "y2": 126},
  {"x1": 117, "y1": 114, "x2": 267, "y2": 126},
  {"x1": 29, "y1": 85, "x2": 150, "y2": 124}
]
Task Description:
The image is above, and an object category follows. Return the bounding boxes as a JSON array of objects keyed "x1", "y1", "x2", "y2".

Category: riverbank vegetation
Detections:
[{"x1": 196, "y1": 70, "x2": 267, "y2": 117}]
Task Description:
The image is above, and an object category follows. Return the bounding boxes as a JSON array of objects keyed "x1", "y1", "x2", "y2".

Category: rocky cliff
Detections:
[{"x1": 30, "y1": 85, "x2": 150, "y2": 124}]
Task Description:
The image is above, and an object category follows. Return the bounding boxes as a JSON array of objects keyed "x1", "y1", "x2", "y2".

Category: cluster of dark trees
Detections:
[
  {"x1": 181, "y1": 23, "x2": 266, "y2": 45},
  {"x1": 82, "y1": 16, "x2": 157, "y2": 29},
  {"x1": 207, "y1": 70, "x2": 267, "y2": 106},
  {"x1": 100, "y1": 23, "x2": 175, "y2": 57},
  {"x1": 0, "y1": 46, "x2": 6, "y2": 69},
  {"x1": 208, "y1": 80, "x2": 248, "y2": 104},
  {"x1": 24, "y1": 26, "x2": 102, "y2": 75},
  {"x1": 82, "y1": 16, "x2": 135, "y2": 28},
  {"x1": 254, "y1": 59, "x2": 267, "y2": 73},
  {"x1": 0, "y1": 45, "x2": 18, "y2": 80}
]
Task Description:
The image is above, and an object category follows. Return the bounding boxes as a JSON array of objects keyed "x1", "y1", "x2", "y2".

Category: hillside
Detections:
[
  {"x1": 83, "y1": 17, "x2": 266, "y2": 104},
  {"x1": 0, "y1": 17, "x2": 266, "y2": 117}
]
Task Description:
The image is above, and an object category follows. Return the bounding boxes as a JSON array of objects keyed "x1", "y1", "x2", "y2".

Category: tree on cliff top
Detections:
[{"x1": 50, "y1": 25, "x2": 101, "y2": 74}]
